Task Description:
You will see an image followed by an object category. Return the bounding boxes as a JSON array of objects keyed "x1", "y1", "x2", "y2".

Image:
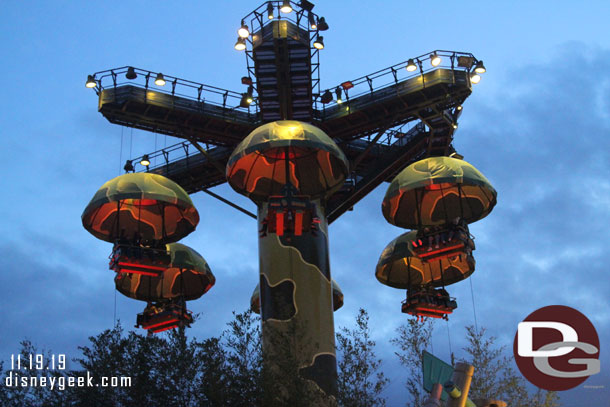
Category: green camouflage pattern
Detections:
[
  {"x1": 82, "y1": 172, "x2": 199, "y2": 243},
  {"x1": 257, "y1": 199, "x2": 338, "y2": 403},
  {"x1": 375, "y1": 231, "x2": 475, "y2": 289},
  {"x1": 115, "y1": 243, "x2": 215, "y2": 302},
  {"x1": 226, "y1": 120, "x2": 349, "y2": 202},
  {"x1": 382, "y1": 156, "x2": 497, "y2": 228},
  {"x1": 251, "y1": 278, "x2": 344, "y2": 314}
]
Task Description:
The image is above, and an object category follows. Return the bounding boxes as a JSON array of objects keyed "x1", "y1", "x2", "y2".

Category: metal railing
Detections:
[
  {"x1": 87, "y1": 66, "x2": 259, "y2": 114},
  {"x1": 315, "y1": 50, "x2": 480, "y2": 111}
]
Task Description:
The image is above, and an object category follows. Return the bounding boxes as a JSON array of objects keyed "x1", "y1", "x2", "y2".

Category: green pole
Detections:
[{"x1": 258, "y1": 199, "x2": 337, "y2": 406}]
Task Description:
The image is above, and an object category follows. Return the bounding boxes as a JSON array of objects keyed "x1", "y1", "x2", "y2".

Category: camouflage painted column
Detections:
[
  {"x1": 226, "y1": 121, "x2": 348, "y2": 406},
  {"x1": 257, "y1": 198, "x2": 337, "y2": 404}
]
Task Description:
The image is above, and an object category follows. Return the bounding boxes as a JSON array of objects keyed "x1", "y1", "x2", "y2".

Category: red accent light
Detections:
[
  {"x1": 151, "y1": 324, "x2": 179, "y2": 333},
  {"x1": 341, "y1": 81, "x2": 354, "y2": 90},
  {"x1": 204, "y1": 283, "x2": 213, "y2": 293},
  {"x1": 117, "y1": 268, "x2": 160, "y2": 277},
  {"x1": 417, "y1": 243, "x2": 465, "y2": 259},
  {"x1": 294, "y1": 211, "x2": 303, "y2": 236},
  {"x1": 142, "y1": 318, "x2": 180, "y2": 330},
  {"x1": 118, "y1": 261, "x2": 166, "y2": 271},
  {"x1": 132, "y1": 199, "x2": 158, "y2": 206},
  {"x1": 276, "y1": 212, "x2": 284, "y2": 236}
]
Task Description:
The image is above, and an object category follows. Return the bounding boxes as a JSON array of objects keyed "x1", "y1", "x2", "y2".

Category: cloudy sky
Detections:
[{"x1": 1, "y1": 1, "x2": 608, "y2": 405}]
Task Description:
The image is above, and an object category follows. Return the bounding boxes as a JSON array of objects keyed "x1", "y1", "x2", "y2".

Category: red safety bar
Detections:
[{"x1": 415, "y1": 241, "x2": 466, "y2": 262}]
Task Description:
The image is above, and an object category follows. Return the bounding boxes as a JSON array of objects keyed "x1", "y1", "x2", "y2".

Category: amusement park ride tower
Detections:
[{"x1": 85, "y1": 1, "x2": 489, "y2": 404}]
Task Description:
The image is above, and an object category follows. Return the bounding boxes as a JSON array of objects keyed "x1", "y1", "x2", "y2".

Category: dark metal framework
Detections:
[{"x1": 87, "y1": 1, "x2": 481, "y2": 223}]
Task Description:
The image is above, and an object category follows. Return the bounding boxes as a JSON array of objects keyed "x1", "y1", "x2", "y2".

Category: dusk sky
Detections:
[{"x1": 1, "y1": 1, "x2": 609, "y2": 406}]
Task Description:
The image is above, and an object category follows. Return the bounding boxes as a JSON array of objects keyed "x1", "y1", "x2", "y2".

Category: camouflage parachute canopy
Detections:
[
  {"x1": 227, "y1": 120, "x2": 349, "y2": 201},
  {"x1": 250, "y1": 278, "x2": 344, "y2": 314},
  {"x1": 82, "y1": 173, "x2": 199, "y2": 244},
  {"x1": 375, "y1": 231, "x2": 475, "y2": 289},
  {"x1": 382, "y1": 156, "x2": 497, "y2": 229},
  {"x1": 115, "y1": 243, "x2": 214, "y2": 302}
]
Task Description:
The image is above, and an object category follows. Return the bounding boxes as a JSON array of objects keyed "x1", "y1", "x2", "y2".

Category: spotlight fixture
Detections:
[
  {"x1": 474, "y1": 60, "x2": 486, "y2": 74},
  {"x1": 246, "y1": 85, "x2": 254, "y2": 104},
  {"x1": 267, "y1": 3, "x2": 274, "y2": 19},
  {"x1": 240, "y1": 86, "x2": 254, "y2": 107},
  {"x1": 240, "y1": 93, "x2": 252, "y2": 107},
  {"x1": 457, "y1": 105, "x2": 463, "y2": 111},
  {"x1": 154, "y1": 73, "x2": 166, "y2": 86},
  {"x1": 85, "y1": 75, "x2": 97, "y2": 88},
  {"x1": 313, "y1": 36, "x2": 324, "y2": 50},
  {"x1": 309, "y1": 13, "x2": 317, "y2": 30},
  {"x1": 452, "y1": 123, "x2": 458, "y2": 129},
  {"x1": 238, "y1": 21, "x2": 250, "y2": 38},
  {"x1": 125, "y1": 67, "x2": 137, "y2": 80},
  {"x1": 470, "y1": 73, "x2": 481, "y2": 84},
  {"x1": 335, "y1": 87, "x2": 343, "y2": 104},
  {"x1": 430, "y1": 52, "x2": 441, "y2": 67},
  {"x1": 406, "y1": 58, "x2": 417, "y2": 72},
  {"x1": 234, "y1": 37, "x2": 246, "y2": 51},
  {"x1": 280, "y1": 0, "x2": 292, "y2": 13},
  {"x1": 140, "y1": 154, "x2": 150, "y2": 167},
  {"x1": 299, "y1": 0, "x2": 315, "y2": 12},
  {"x1": 317, "y1": 16, "x2": 329, "y2": 31},
  {"x1": 123, "y1": 160, "x2": 134, "y2": 173},
  {"x1": 320, "y1": 89, "x2": 333, "y2": 104}
]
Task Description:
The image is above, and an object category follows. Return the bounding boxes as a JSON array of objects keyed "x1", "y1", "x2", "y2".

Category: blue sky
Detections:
[{"x1": 1, "y1": 1, "x2": 609, "y2": 405}]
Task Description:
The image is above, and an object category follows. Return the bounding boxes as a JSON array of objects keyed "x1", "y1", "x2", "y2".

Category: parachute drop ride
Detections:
[
  {"x1": 377, "y1": 155, "x2": 496, "y2": 321},
  {"x1": 227, "y1": 120, "x2": 348, "y2": 400},
  {"x1": 115, "y1": 243, "x2": 215, "y2": 333},
  {"x1": 82, "y1": 172, "x2": 214, "y2": 334}
]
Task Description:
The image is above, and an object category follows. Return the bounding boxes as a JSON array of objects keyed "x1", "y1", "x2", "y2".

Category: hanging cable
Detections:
[
  {"x1": 470, "y1": 275, "x2": 478, "y2": 332},
  {"x1": 446, "y1": 318, "x2": 453, "y2": 361},
  {"x1": 119, "y1": 126, "x2": 124, "y2": 175},
  {"x1": 114, "y1": 287, "x2": 117, "y2": 327},
  {"x1": 154, "y1": 132, "x2": 158, "y2": 167}
]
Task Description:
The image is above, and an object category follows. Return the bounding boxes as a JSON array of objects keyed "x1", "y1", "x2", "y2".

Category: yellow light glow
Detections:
[
  {"x1": 406, "y1": 59, "x2": 417, "y2": 72},
  {"x1": 281, "y1": 0, "x2": 292, "y2": 13},
  {"x1": 474, "y1": 61, "x2": 486, "y2": 73},
  {"x1": 154, "y1": 74, "x2": 166, "y2": 86},
  {"x1": 470, "y1": 73, "x2": 481, "y2": 84},
  {"x1": 431, "y1": 54, "x2": 441, "y2": 67},
  {"x1": 457, "y1": 105, "x2": 462, "y2": 111},
  {"x1": 140, "y1": 155, "x2": 150, "y2": 167},
  {"x1": 85, "y1": 75, "x2": 96, "y2": 88},
  {"x1": 313, "y1": 36, "x2": 324, "y2": 50},
  {"x1": 234, "y1": 37, "x2": 246, "y2": 51},
  {"x1": 336, "y1": 98, "x2": 343, "y2": 104},
  {"x1": 238, "y1": 25, "x2": 249, "y2": 39}
]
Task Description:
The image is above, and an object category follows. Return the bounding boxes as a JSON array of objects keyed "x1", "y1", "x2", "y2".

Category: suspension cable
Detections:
[
  {"x1": 470, "y1": 275, "x2": 478, "y2": 332},
  {"x1": 446, "y1": 318, "x2": 453, "y2": 361},
  {"x1": 119, "y1": 126, "x2": 124, "y2": 175}
]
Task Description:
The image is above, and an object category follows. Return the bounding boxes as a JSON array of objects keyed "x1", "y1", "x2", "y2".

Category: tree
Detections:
[
  {"x1": 390, "y1": 318, "x2": 434, "y2": 407},
  {"x1": 463, "y1": 325, "x2": 560, "y2": 407},
  {"x1": 336, "y1": 308, "x2": 388, "y2": 407},
  {"x1": 222, "y1": 310, "x2": 262, "y2": 406}
]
